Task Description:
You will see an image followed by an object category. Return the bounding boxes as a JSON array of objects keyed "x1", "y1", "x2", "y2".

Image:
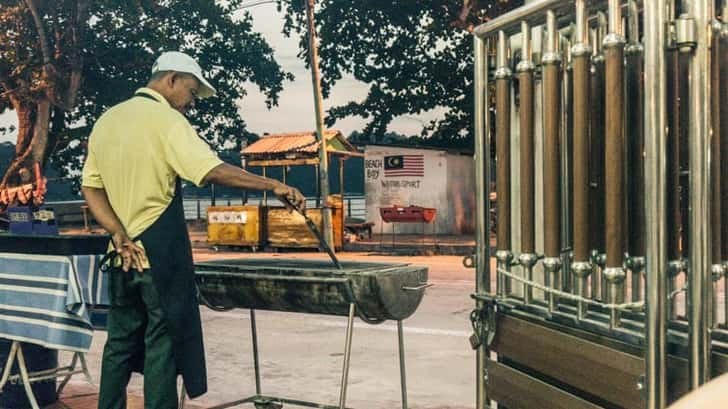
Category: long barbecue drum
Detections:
[
  {"x1": 194, "y1": 258, "x2": 429, "y2": 408},
  {"x1": 195, "y1": 258, "x2": 429, "y2": 323}
]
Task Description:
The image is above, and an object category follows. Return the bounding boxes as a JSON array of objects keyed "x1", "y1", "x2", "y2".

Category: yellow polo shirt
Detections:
[{"x1": 81, "y1": 87, "x2": 223, "y2": 241}]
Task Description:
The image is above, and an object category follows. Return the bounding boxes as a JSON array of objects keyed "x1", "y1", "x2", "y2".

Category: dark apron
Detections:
[
  {"x1": 135, "y1": 177, "x2": 207, "y2": 398},
  {"x1": 113, "y1": 91, "x2": 206, "y2": 398}
]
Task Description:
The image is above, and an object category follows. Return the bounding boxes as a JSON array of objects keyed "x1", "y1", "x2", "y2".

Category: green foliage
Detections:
[
  {"x1": 277, "y1": 0, "x2": 516, "y2": 147},
  {"x1": 0, "y1": 0, "x2": 292, "y2": 186}
]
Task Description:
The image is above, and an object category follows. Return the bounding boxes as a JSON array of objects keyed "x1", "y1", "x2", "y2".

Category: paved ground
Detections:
[{"x1": 50, "y1": 248, "x2": 480, "y2": 409}]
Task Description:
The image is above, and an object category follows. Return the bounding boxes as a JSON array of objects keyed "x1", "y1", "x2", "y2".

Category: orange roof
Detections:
[{"x1": 241, "y1": 130, "x2": 360, "y2": 158}]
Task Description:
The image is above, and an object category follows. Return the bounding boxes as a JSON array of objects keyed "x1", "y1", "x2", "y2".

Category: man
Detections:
[{"x1": 81, "y1": 51, "x2": 305, "y2": 409}]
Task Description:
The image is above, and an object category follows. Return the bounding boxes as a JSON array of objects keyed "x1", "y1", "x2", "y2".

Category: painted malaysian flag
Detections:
[{"x1": 384, "y1": 154, "x2": 425, "y2": 177}]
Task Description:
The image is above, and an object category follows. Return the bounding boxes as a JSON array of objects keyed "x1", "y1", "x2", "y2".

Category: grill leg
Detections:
[
  {"x1": 397, "y1": 320, "x2": 408, "y2": 409},
  {"x1": 251, "y1": 309, "x2": 262, "y2": 395},
  {"x1": 339, "y1": 303, "x2": 356, "y2": 409}
]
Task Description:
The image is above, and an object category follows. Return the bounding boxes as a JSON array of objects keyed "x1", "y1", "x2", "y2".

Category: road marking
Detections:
[
  {"x1": 205, "y1": 311, "x2": 469, "y2": 338},
  {"x1": 316, "y1": 319, "x2": 470, "y2": 337}
]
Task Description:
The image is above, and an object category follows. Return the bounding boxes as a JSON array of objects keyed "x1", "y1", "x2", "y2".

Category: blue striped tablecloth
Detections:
[{"x1": 0, "y1": 253, "x2": 107, "y2": 352}]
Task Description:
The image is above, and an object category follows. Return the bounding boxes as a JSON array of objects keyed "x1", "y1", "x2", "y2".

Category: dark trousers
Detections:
[{"x1": 98, "y1": 270, "x2": 178, "y2": 409}]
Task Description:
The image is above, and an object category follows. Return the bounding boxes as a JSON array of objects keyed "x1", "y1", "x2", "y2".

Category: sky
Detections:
[{"x1": 0, "y1": 3, "x2": 441, "y2": 144}]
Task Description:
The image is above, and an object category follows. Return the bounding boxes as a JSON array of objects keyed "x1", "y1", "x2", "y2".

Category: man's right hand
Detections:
[
  {"x1": 111, "y1": 231, "x2": 147, "y2": 273},
  {"x1": 272, "y1": 183, "x2": 306, "y2": 213}
]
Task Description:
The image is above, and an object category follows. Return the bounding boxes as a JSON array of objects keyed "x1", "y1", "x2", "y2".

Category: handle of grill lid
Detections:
[{"x1": 402, "y1": 283, "x2": 434, "y2": 292}]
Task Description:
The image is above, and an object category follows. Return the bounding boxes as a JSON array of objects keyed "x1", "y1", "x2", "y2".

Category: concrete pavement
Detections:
[{"x1": 48, "y1": 250, "x2": 478, "y2": 409}]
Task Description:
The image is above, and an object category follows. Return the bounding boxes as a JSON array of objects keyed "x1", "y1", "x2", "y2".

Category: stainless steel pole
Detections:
[
  {"x1": 543, "y1": 10, "x2": 563, "y2": 313},
  {"x1": 571, "y1": 0, "x2": 592, "y2": 320},
  {"x1": 603, "y1": 0, "x2": 627, "y2": 328},
  {"x1": 644, "y1": 0, "x2": 668, "y2": 404},
  {"x1": 397, "y1": 320, "x2": 408, "y2": 409},
  {"x1": 685, "y1": 0, "x2": 713, "y2": 387},
  {"x1": 473, "y1": 35, "x2": 490, "y2": 409},
  {"x1": 518, "y1": 21, "x2": 539, "y2": 305},
  {"x1": 495, "y1": 30, "x2": 514, "y2": 298}
]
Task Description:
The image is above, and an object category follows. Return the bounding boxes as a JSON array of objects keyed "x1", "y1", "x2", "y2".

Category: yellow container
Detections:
[
  {"x1": 207, "y1": 205, "x2": 263, "y2": 248},
  {"x1": 266, "y1": 205, "x2": 343, "y2": 249}
]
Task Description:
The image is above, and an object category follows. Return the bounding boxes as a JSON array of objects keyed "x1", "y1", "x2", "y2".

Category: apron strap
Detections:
[{"x1": 135, "y1": 92, "x2": 161, "y2": 103}]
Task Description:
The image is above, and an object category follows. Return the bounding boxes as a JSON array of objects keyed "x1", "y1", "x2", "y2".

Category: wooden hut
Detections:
[{"x1": 207, "y1": 130, "x2": 362, "y2": 250}]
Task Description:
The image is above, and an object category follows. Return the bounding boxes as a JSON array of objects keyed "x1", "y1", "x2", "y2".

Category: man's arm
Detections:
[
  {"x1": 81, "y1": 186, "x2": 146, "y2": 272},
  {"x1": 202, "y1": 163, "x2": 306, "y2": 211}
]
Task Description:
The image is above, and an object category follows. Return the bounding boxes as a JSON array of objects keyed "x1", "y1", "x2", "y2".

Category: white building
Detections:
[{"x1": 363, "y1": 144, "x2": 475, "y2": 235}]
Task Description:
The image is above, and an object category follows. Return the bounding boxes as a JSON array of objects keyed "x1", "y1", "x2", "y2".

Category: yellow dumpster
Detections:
[
  {"x1": 207, "y1": 205, "x2": 264, "y2": 248},
  {"x1": 266, "y1": 204, "x2": 343, "y2": 250}
]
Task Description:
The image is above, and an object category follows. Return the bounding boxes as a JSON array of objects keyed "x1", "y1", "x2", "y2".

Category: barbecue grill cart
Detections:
[
  {"x1": 193, "y1": 258, "x2": 430, "y2": 409},
  {"x1": 470, "y1": 0, "x2": 728, "y2": 407}
]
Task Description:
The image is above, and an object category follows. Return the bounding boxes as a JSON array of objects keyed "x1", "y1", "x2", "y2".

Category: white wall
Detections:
[
  {"x1": 445, "y1": 154, "x2": 476, "y2": 234},
  {"x1": 364, "y1": 145, "x2": 473, "y2": 235}
]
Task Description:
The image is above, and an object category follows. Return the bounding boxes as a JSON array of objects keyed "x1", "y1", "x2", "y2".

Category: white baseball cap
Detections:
[{"x1": 152, "y1": 51, "x2": 216, "y2": 98}]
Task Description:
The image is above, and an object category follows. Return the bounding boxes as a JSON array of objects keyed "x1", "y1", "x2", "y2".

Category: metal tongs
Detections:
[{"x1": 283, "y1": 198, "x2": 342, "y2": 270}]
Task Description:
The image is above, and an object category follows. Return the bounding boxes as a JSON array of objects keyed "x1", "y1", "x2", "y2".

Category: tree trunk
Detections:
[{"x1": 0, "y1": 99, "x2": 51, "y2": 205}]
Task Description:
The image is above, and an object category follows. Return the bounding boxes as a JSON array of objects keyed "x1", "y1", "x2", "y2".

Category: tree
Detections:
[
  {"x1": 0, "y1": 0, "x2": 292, "y2": 204},
  {"x1": 277, "y1": 0, "x2": 518, "y2": 146}
]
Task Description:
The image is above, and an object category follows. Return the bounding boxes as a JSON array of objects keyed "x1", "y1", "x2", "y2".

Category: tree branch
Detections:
[
  {"x1": 452, "y1": 0, "x2": 475, "y2": 32},
  {"x1": 62, "y1": 0, "x2": 89, "y2": 109},
  {"x1": 24, "y1": 0, "x2": 53, "y2": 67},
  {"x1": 0, "y1": 70, "x2": 20, "y2": 109}
]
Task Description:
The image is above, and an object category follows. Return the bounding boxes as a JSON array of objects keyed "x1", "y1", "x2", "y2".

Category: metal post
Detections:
[
  {"x1": 473, "y1": 35, "x2": 491, "y2": 409},
  {"x1": 666, "y1": 0, "x2": 684, "y2": 322},
  {"x1": 561, "y1": 29, "x2": 573, "y2": 293},
  {"x1": 711, "y1": 18, "x2": 724, "y2": 328},
  {"x1": 262, "y1": 167, "x2": 267, "y2": 206},
  {"x1": 338, "y1": 303, "x2": 356, "y2": 409},
  {"x1": 721, "y1": 5, "x2": 728, "y2": 328},
  {"x1": 590, "y1": 16, "x2": 607, "y2": 302},
  {"x1": 397, "y1": 321, "x2": 408, "y2": 409},
  {"x1": 250, "y1": 309, "x2": 262, "y2": 395},
  {"x1": 571, "y1": 0, "x2": 592, "y2": 319},
  {"x1": 305, "y1": 0, "x2": 335, "y2": 250},
  {"x1": 644, "y1": 0, "x2": 668, "y2": 403},
  {"x1": 684, "y1": 0, "x2": 713, "y2": 387}
]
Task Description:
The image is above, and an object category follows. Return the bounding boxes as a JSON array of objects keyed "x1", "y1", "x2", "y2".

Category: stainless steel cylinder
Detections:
[
  {"x1": 495, "y1": 31, "x2": 512, "y2": 297},
  {"x1": 473, "y1": 35, "x2": 490, "y2": 409},
  {"x1": 685, "y1": 0, "x2": 713, "y2": 388},
  {"x1": 603, "y1": 0, "x2": 627, "y2": 328},
  {"x1": 543, "y1": 11, "x2": 562, "y2": 264},
  {"x1": 518, "y1": 22, "x2": 536, "y2": 257},
  {"x1": 589, "y1": 21, "x2": 607, "y2": 263},
  {"x1": 721, "y1": 16, "x2": 728, "y2": 330}
]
